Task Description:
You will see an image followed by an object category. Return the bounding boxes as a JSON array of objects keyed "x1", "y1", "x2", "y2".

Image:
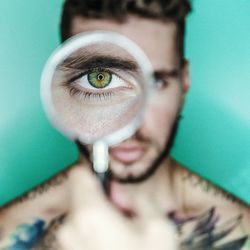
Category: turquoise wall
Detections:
[
  {"x1": 172, "y1": 0, "x2": 250, "y2": 204},
  {"x1": 0, "y1": 0, "x2": 78, "y2": 205},
  {"x1": 0, "y1": 1, "x2": 249, "y2": 205}
]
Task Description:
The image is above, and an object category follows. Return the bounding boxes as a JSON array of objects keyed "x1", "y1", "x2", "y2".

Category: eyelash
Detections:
[
  {"x1": 68, "y1": 86, "x2": 115, "y2": 101},
  {"x1": 68, "y1": 67, "x2": 112, "y2": 84}
]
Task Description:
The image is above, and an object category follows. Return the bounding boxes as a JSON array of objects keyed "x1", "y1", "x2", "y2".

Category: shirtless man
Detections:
[{"x1": 0, "y1": 0, "x2": 249, "y2": 249}]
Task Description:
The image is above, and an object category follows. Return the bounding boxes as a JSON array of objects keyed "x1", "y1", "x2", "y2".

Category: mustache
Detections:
[
  {"x1": 75, "y1": 129, "x2": 151, "y2": 162},
  {"x1": 123, "y1": 130, "x2": 151, "y2": 145},
  {"x1": 76, "y1": 122, "x2": 152, "y2": 153}
]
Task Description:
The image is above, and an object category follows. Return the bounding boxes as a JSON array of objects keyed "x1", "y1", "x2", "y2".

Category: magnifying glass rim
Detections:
[{"x1": 41, "y1": 31, "x2": 154, "y2": 146}]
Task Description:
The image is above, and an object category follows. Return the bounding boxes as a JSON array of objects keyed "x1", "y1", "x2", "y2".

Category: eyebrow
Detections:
[
  {"x1": 153, "y1": 69, "x2": 180, "y2": 80},
  {"x1": 58, "y1": 54, "x2": 139, "y2": 72},
  {"x1": 58, "y1": 52, "x2": 180, "y2": 84}
]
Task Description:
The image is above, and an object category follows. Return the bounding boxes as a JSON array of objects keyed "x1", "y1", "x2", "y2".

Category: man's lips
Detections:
[{"x1": 109, "y1": 144, "x2": 146, "y2": 164}]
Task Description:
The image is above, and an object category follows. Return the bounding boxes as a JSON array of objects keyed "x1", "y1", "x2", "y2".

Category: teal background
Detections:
[
  {"x1": 0, "y1": 1, "x2": 78, "y2": 206},
  {"x1": 0, "y1": 1, "x2": 250, "y2": 205},
  {"x1": 171, "y1": 0, "x2": 250, "y2": 204}
]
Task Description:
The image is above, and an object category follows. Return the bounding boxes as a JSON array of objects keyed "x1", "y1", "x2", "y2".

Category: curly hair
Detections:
[{"x1": 60, "y1": 0, "x2": 191, "y2": 60}]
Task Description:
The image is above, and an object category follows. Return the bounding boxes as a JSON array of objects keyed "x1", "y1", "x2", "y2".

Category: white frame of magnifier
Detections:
[{"x1": 41, "y1": 31, "x2": 154, "y2": 147}]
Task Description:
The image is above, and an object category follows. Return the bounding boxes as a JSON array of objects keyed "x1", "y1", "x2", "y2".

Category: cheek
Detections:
[{"x1": 145, "y1": 88, "x2": 182, "y2": 146}]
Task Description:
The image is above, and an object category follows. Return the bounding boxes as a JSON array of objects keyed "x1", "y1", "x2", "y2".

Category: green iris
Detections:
[{"x1": 87, "y1": 70, "x2": 112, "y2": 89}]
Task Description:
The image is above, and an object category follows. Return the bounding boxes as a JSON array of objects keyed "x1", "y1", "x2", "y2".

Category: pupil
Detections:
[{"x1": 97, "y1": 74, "x2": 104, "y2": 81}]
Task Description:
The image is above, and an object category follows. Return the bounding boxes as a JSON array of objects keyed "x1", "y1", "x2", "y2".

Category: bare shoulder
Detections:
[
  {"x1": 171, "y1": 160, "x2": 246, "y2": 206},
  {"x1": 171, "y1": 160, "x2": 250, "y2": 248},
  {"x1": 0, "y1": 163, "x2": 80, "y2": 249}
]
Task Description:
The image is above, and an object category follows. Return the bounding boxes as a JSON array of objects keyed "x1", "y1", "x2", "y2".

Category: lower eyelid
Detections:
[
  {"x1": 155, "y1": 79, "x2": 170, "y2": 89},
  {"x1": 68, "y1": 86, "x2": 81, "y2": 96},
  {"x1": 68, "y1": 83, "x2": 132, "y2": 94},
  {"x1": 65, "y1": 85, "x2": 137, "y2": 105}
]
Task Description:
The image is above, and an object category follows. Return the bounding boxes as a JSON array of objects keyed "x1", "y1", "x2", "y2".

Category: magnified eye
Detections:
[{"x1": 62, "y1": 67, "x2": 138, "y2": 105}]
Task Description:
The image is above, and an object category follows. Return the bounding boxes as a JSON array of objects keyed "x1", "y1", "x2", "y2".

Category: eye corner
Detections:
[{"x1": 154, "y1": 79, "x2": 170, "y2": 90}]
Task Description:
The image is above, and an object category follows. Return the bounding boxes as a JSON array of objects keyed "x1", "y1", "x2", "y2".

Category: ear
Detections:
[{"x1": 181, "y1": 59, "x2": 190, "y2": 94}]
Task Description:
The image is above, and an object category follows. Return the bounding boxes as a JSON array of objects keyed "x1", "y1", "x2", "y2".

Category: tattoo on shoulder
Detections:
[
  {"x1": 31, "y1": 215, "x2": 66, "y2": 250},
  {"x1": 182, "y1": 171, "x2": 237, "y2": 203},
  {"x1": 0, "y1": 219, "x2": 46, "y2": 250},
  {"x1": 0, "y1": 215, "x2": 65, "y2": 250},
  {"x1": 176, "y1": 208, "x2": 249, "y2": 250}
]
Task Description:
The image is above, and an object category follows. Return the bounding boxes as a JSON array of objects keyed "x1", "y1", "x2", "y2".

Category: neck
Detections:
[{"x1": 109, "y1": 157, "x2": 178, "y2": 217}]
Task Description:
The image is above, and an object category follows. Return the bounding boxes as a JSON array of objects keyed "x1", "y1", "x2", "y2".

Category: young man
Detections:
[{"x1": 0, "y1": 0, "x2": 249, "y2": 249}]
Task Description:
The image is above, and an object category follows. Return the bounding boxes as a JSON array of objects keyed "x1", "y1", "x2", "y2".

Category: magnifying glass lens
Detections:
[{"x1": 50, "y1": 41, "x2": 146, "y2": 144}]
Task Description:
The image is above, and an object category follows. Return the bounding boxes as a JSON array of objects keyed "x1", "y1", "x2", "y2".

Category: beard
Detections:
[{"x1": 76, "y1": 114, "x2": 181, "y2": 184}]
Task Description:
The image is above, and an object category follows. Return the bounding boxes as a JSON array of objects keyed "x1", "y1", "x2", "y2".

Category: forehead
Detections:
[{"x1": 71, "y1": 15, "x2": 179, "y2": 70}]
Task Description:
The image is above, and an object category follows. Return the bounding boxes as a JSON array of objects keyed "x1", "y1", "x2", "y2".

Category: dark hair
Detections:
[{"x1": 60, "y1": 0, "x2": 191, "y2": 61}]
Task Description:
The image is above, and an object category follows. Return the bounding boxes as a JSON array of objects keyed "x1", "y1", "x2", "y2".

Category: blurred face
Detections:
[{"x1": 71, "y1": 15, "x2": 189, "y2": 182}]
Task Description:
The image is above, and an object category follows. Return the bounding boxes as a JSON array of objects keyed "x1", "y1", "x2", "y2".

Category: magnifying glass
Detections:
[{"x1": 41, "y1": 31, "x2": 154, "y2": 191}]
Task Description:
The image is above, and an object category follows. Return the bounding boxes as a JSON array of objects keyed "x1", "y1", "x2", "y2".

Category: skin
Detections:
[{"x1": 0, "y1": 15, "x2": 249, "y2": 250}]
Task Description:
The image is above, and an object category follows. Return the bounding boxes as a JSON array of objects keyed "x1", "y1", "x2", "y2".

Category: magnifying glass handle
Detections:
[
  {"x1": 95, "y1": 171, "x2": 109, "y2": 194},
  {"x1": 93, "y1": 141, "x2": 109, "y2": 194}
]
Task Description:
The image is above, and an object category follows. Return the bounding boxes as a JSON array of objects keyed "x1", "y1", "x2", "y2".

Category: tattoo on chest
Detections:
[{"x1": 176, "y1": 208, "x2": 249, "y2": 250}]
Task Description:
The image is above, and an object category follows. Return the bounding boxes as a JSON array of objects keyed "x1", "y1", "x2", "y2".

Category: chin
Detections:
[
  {"x1": 108, "y1": 150, "x2": 160, "y2": 183},
  {"x1": 110, "y1": 159, "x2": 148, "y2": 178}
]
